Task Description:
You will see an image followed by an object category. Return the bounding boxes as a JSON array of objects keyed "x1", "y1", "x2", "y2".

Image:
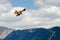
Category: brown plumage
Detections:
[{"x1": 14, "y1": 9, "x2": 26, "y2": 16}]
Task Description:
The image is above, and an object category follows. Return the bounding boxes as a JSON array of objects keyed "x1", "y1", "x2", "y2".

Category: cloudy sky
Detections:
[{"x1": 0, "y1": 0, "x2": 60, "y2": 30}]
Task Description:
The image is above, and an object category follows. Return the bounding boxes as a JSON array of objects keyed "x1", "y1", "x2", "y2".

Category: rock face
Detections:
[
  {"x1": 0, "y1": 26, "x2": 13, "y2": 40},
  {"x1": 3, "y1": 26, "x2": 60, "y2": 40}
]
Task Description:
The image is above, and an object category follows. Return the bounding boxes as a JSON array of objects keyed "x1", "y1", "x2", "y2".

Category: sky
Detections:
[{"x1": 0, "y1": 0, "x2": 60, "y2": 30}]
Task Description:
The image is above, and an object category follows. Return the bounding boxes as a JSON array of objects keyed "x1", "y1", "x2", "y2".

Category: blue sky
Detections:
[
  {"x1": 0, "y1": 0, "x2": 60, "y2": 30},
  {"x1": 9, "y1": 0, "x2": 38, "y2": 9}
]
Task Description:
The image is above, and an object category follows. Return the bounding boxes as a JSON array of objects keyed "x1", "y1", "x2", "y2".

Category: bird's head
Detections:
[{"x1": 23, "y1": 9, "x2": 26, "y2": 11}]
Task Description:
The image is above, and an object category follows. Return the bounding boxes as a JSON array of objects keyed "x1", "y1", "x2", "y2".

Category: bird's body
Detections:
[{"x1": 14, "y1": 9, "x2": 26, "y2": 16}]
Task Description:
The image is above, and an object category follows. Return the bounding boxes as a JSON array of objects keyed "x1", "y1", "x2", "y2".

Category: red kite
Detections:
[{"x1": 14, "y1": 9, "x2": 26, "y2": 16}]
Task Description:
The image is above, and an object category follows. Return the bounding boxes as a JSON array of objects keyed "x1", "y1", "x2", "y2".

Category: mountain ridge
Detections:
[{"x1": 3, "y1": 26, "x2": 60, "y2": 40}]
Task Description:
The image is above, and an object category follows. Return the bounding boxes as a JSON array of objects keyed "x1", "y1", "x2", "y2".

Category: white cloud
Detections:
[
  {"x1": 6, "y1": 6, "x2": 60, "y2": 29},
  {"x1": 0, "y1": 0, "x2": 60, "y2": 30},
  {"x1": 35, "y1": 0, "x2": 60, "y2": 7},
  {"x1": 0, "y1": 0, "x2": 12, "y2": 13},
  {"x1": 1, "y1": 6, "x2": 60, "y2": 30},
  {"x1": 0, "y1": 6, "x2": 30, "y2": 29},
  {"x1": 0, "y1": 0, "x2": 13, "y2": 27}
]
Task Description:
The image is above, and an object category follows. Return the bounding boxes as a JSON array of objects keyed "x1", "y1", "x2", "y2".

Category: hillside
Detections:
[{"x1": 3, "y1": 26, "x2": 60, "y2": 40}]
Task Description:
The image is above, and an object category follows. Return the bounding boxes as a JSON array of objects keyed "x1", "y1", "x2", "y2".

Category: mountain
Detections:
[
  {"x1": 3, "y1": 26, "x2": 60, "y2": 40},
  {"x1": 0, "y1": 26, "x2": 13, "y2": 40},
  {"x1": 49, "y1": 26, "x2": 60, "y2": 40}
]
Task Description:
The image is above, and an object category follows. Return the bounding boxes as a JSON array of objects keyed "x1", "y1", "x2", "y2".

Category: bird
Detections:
[{"x1": 14, "y1": 9, "x2": 26, "y2": 16}]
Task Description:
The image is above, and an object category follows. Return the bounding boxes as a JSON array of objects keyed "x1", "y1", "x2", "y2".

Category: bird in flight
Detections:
[{"x1": 14, "y1": 9, "x2": 26, "y2": 16}]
